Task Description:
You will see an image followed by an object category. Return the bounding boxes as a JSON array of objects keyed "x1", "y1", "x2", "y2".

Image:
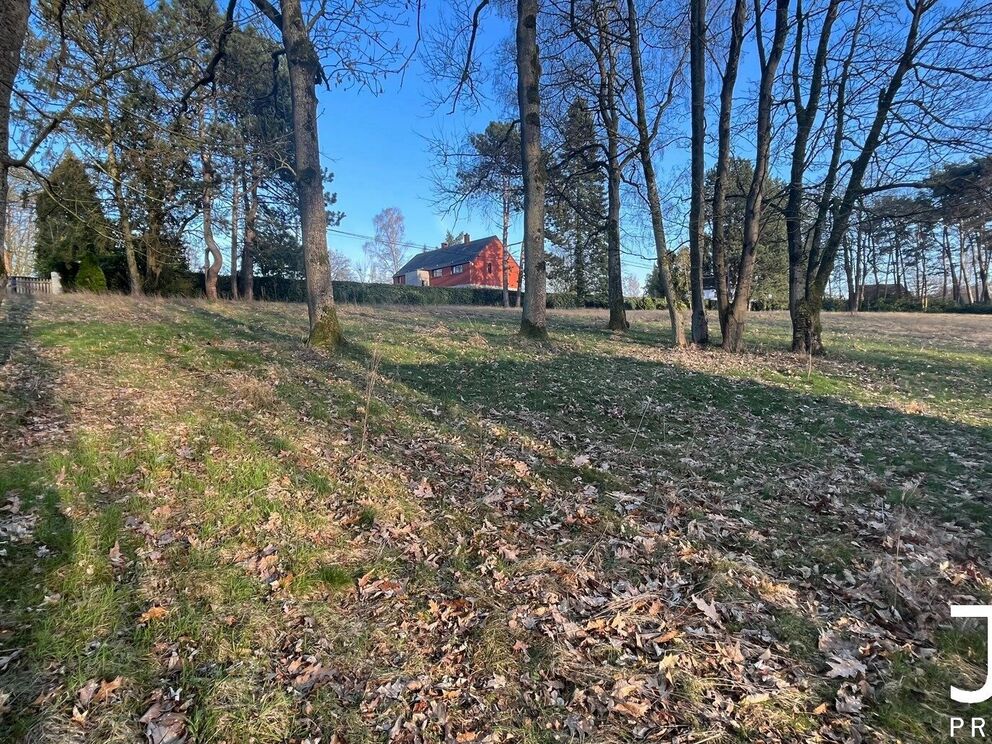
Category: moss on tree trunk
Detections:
[{"x1": 308, "y1": 306, "x2": 344, "y2": 349}]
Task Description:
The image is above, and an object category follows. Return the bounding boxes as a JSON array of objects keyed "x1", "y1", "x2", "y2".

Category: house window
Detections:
[
  {"x1": 487, "y1": 262, "x2": 493, "y2": 274},
  {"x1": 432, "y1": 268, "x2": 443, "y2": 278},
  {"x1": 453, "y1": 264, "x2": 465, "y2": 274}
]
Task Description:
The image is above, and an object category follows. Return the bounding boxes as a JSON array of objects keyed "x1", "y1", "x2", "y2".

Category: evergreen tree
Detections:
[
  {"x1": 547, "y1": 99, "x2": 608, "y2": 303},
  {"x1": 35, "y1": 154, "x2": 110, "y2": 283},
  {"x1": 704, "y1": 158, "x2": 789, "y2": 309},
  {"x1": 438, "y1": 121, "x2": 522, "y2": 306}
]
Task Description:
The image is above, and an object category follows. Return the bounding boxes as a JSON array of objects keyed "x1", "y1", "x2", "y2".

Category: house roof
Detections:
[{"x1": 394, "y1": 236, "x2": 498, "y2": 276}]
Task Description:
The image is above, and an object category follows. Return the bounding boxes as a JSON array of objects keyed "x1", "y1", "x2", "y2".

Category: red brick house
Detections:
[{"x1": 393, "y1": 235, "x2": 520, "y2": 289}]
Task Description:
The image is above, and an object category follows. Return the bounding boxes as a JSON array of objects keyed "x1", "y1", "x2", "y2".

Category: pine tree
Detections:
[
  {"x1": 35, "y1": 154, "x2": 110, "y2": 284},
  {"x1": 704, "y1": 158, "x2": 789, "y2": 309},
  {"x1": 547, "y1": 99, "x2": 608, "y2": 303}
]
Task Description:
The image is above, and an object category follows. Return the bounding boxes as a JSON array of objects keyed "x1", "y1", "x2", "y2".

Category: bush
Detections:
[
  {"x1": 942, "y1": 302, "x2": 992, "y2": 315},
  {"x1": 624, "y1": 296, "x2": 661, "y2": 311},
  {"x1": 546, "y1": 293, "x2": 578, "y2": 309},
  {"x1": 74, "y1": 255, "x2": 107, "y2": 292}
]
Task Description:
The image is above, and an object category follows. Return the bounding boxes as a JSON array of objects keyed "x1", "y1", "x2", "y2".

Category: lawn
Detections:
[{"x1": 1, "y1": 294, "x2": 990, "y2": 743}]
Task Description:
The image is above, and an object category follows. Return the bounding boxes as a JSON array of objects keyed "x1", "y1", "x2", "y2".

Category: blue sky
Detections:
[
  {"x1": 310, "y1": 6, "x2": 711, "y2": 287},
  {"x1": 316, "y1": 13, "x2": 522, "y2": 271}
]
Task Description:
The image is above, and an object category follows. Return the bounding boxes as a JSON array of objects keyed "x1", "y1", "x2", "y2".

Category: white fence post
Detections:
[{"x1": 50, "y1": 272, "x2": 62, "y2": 295}]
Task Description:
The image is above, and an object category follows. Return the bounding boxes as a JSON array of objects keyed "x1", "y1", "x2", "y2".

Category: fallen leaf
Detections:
[
  {"x1": 614, "y1": 700, "x2": 650, "y2": 718},
  {"x1": 139, "y1": 606, "x2": 169, "y2": 624},
  {"x1": 77, "y1": 679, "x2": 99, "y2": 707},
  {"x1": 741, "y1": 692, "x2": 771, "y2": 706},
  {"x1": 108, "y1": 541, "x2": 125, "y2": 568},
  {"x1": 826, "y1": 655, "x2": 867, "y2": 679},
  {"x1": 692, "y1": 594, "x2": 721, "y2": 624},
  {"x1": 93, "y1": 676, "x2": 123, "y2": 704}
]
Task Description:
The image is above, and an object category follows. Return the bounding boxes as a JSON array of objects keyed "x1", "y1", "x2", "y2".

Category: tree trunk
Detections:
[
  {"x1": 977, "y1": 234, "x2": 990, "y2": 302},
  {"x1": 944, "y1": 223, "x2": 960, "y2": 303},
  {"x1": 626, "y1": 0, "x2": 683, "y2": 346},
  {"x1": 276, "y1": 0, "x2": 343, "y2": 346},
  {"x1": 959, "y1": 223, "x2": 973, "y2": 304},
  {"x1": 921, "y1": 235, "x2": 929, "y2": 309},
  {"x1": 574, "y1": 215, "x2": 586, "y2": 303},
  {"x1": 0, "y1": 162, "x2": 9, "y2": 295},
  {"x1": 854, "y1": 223, "x2": 867, "y2": 311},
  {"x1": 727, "y1": 0, "x2": 790, "y2": 353},
  {"x1": 230, "y1": 161, "x2": 240, "y2": 300},
  {"x1": 843, "y1": 236, "x2": 856, "y2": 310},
  {"x1": 605, "y1": 154, "x2": 627, "y2": 330},
  {"x1": 0, "y1": 0, "x2": 30, "y2": 298},
  {"x1": 798, "y1": 0, "x2": 927, "y2": 353},
  {"x1": 200, "y1": 106, "x2": 223, "y2": 301},
  {"x1": 241, "y1": 170, "x2": 257, "y2": 301},
  {"x1": 501, "y1": 178, "x2": 510, "y2": 308},
  {"x1": 786, "y1": 0, "x2": 840, "y2": 347},
  {"x1": 688, "y1": 0, "x2": 709, "y2": 344},
  {"x1": 711, "y1": 0, "x2": 747, "y2": 340},
  {"x1": 516, "y1": 0, "x2": 547, "y2": 339},
  {"x1": 102, "y1": 102, "x2": 142, "y2": 296},
  {"x1": 515, "y1": 243, "x2": 524, "y2": 307}
]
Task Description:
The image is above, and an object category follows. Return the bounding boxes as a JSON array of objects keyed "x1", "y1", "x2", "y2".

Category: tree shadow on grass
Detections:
[
  {"x1": 0, "y1": 296, "x2": 80, "y2": 740},
  {"x1": 5, "y1": 296, "x2": 989, "y2": 741},
  {"x1": 388, "y1": 349, "x2": 992, "y2": 547},
  {"x1": 0, "y1": 297, "x2": 171, "y2": 742}
]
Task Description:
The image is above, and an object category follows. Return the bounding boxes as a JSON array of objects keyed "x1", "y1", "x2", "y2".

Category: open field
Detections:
[{"x1": 1, "y1": 294, "x2": 990, "y2": 743}]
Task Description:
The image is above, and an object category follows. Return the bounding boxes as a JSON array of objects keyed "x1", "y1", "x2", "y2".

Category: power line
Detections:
[{"x1": 327, "y1": 226, "x2": 523, "y2": 251}]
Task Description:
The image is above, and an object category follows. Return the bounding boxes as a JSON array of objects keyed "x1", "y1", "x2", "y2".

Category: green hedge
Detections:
[
  {"x1": 206, "y1": 274, "x2": 521, "y2": 306},
  {"x1": 75, "y1": 255, "x2": 108, "y2": 292},
  {"x1": 824, "y1": 296, "x2": 992, "y2": 314},
  {"x1": 331, "y1": 281, "x2": 518, "y2": 306}
]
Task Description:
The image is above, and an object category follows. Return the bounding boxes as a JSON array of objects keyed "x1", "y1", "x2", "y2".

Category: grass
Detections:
[{"x1": 0, "y1": 295, "x2": 990, "y2": 742}]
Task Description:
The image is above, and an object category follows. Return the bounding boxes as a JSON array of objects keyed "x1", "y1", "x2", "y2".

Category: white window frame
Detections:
[
  {"x1": 453, "y1": 264, "x2": 465, "y2": 274},
  {"x1": 432, "y1": 268, "x2": 443, "y2": 278}
]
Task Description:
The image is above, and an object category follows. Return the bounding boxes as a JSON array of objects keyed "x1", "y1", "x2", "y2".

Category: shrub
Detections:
[
  {"x1": 943, "y1": 302, "x2": 992, "y2": 315},
  {"x1": 546, "y1": 293, "x2": 578, "y2": 309},
  {"x1": 74, "y1": 255, "x2": 107, "y2": 292}
]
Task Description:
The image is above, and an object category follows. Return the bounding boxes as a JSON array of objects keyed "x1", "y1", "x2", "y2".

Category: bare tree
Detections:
[
  {"x1": 623, "y1": 272, "x2": 640, "y2": 297},
  {"x1": 517, "y1": 0, "x2": 549, "y2": 339},
  {"x1": 363, "y1": 207, "x2": 408, "y2": 280},
  {"x1": 230, "y1": 162, "x2": 240, "y2": 299},
  {"x1": 329, "y1": 247, "x2": 356, "y2": 281},
  {"x1": 721, "y1": 0, "x2": 789, "y2": 352},
  {"x1": 784, "y1": 0, "x2": 841, "y2": 348},
  {"x1": 196, "y1": 0, "x2": 420, "y2": 344},
  {"x1": 710, "y1": 0, "x2": 747, "y2": 340},
  {"x1": 3, "y1": 169, "x2": 35, "y2": 276},
  {"x1": 625, "y1": 0, "x2": 685, "y2": 346},
  {"x1": 687, "y1": 0, "x2": 708, "y2": 344},
  {"x1": 198, "y1": 101, "x2": 223, "y2": 301},
  {"x1": 562, "y1": 0, "x2": 633, "y2": 332},
  {"x1": 241, "y1": 169, "x2": 258, "y2": 300},
  {"x1": 793, "y1": 0, "x2": 992, "y2": 352}
]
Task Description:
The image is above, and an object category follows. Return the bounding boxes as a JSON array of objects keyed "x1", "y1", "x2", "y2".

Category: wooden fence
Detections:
[{"x1": 8, "y1": 273, "x2": 62, "y2": 296}]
